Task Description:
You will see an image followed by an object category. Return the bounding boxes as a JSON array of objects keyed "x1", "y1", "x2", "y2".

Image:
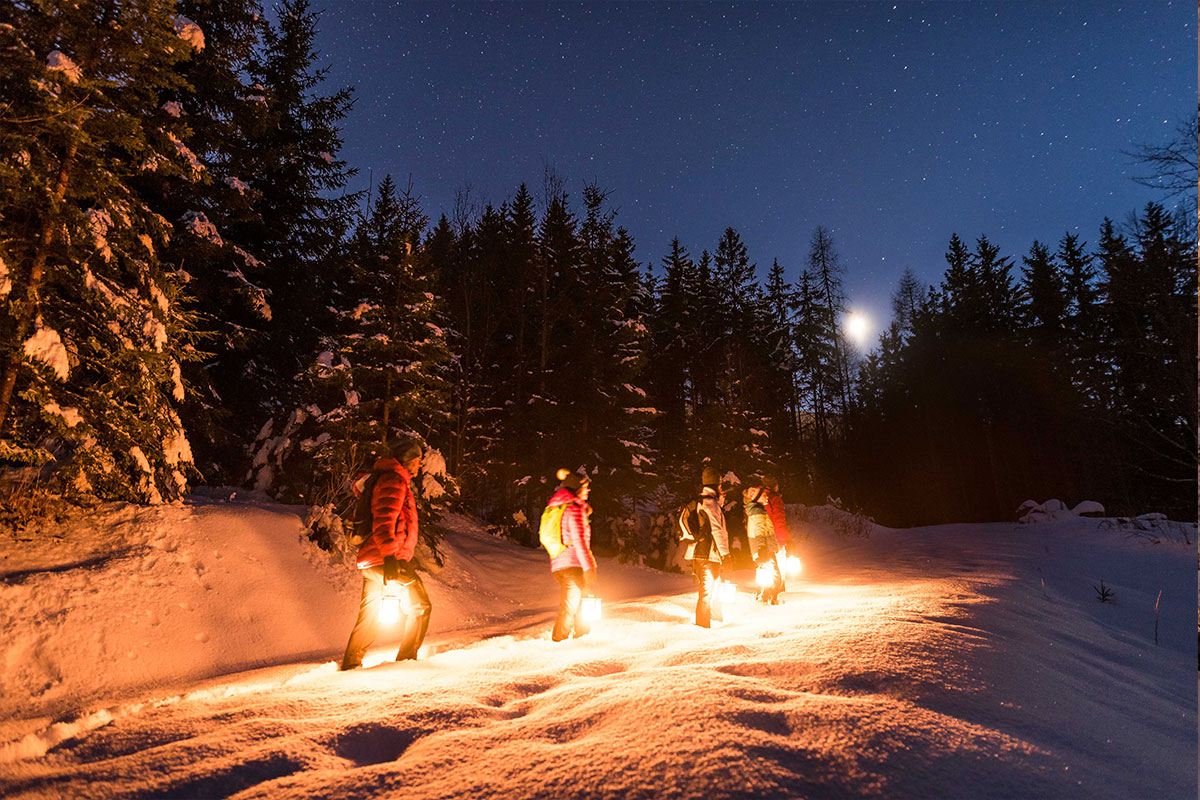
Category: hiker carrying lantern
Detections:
[
  {"x1": 340, "y1": 437, "x2": 432, "y2": 670},
  {"x1": 679, "y1": 465, "x2": 730, "y2": 628},
  {"x1": 542, "y1": 468, "x2": 597, "y2": 641},
  {"x1": 744, "y1": 477, "x2": 783, "y2": 604}
]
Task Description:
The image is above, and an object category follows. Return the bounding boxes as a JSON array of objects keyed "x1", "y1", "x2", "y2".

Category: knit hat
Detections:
[
  {"x1": 701, "y1": 466, "x2": 720, "y2": 487},
  {"x1": 387, "y1": 436, "x2": 423, "y2": 463},
  {"x1": 556, "y1": 468, "x2": 589, "y2": 493}
]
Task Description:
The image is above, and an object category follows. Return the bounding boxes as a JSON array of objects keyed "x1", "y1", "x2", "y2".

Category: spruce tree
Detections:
[
  {"x1": 248, "y1": 177, "x2": 455, "y2": 547},
  {"x1": 0, "y1": 0, "x2": 204, "y2": 502},
  {"x1": 235, "y1": 0, "x2": 357, "y2": 436}
]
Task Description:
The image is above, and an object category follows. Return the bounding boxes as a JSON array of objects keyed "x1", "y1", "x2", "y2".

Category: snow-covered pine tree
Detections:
[
  {"x1": 0, "y1": 0, "x2": 205, "y2": 502},
  {"x1": 708, "y1": 226, "x2": 769, "y2": 476},
  {"x1": 568, "y1": 186, "x2": 655, "y2": 552},
  {"x1": 236, "y1": 0, "x2": 357, "y2": 438},
  {"x1": 249, "y1": 176, "x2": 455, "y2": 549},
  {"x1": 154, "y1": 0, "x2": 278, "y2": 480}
]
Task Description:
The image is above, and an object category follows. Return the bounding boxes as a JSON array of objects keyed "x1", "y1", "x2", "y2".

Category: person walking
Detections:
[
  {"x1": 744, "y1": 479, "x2": 783, "y2": 603},
  {"x1": 763, "y1": 473, "x2": 792, "y2": 597},
  {"x1": 340, "y1": 437, "x2": 432, "y2": 670},
  {"x1": 682, "y1": 466, "x2": 730, "y2": 628},
  {"x1": 545, "y1": 468, "x2": 597, "y2": 641}
]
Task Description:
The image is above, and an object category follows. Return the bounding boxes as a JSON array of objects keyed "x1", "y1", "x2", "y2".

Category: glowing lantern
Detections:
[
  {"x1": 378, "y1": 590, "x2": 401, "y2": 625},
  {"x1": 755, "y1": 564, "x2": 775, "y2": 588},
  {"x1": 718, "y1": 580, "x2": 738, "y2": 605},
  {"x1": 779, "y1": 548, "x2": 803, "y2": 578},
  {"x1": 580, "y1": 596, "x2": 602, "y2": 623}
]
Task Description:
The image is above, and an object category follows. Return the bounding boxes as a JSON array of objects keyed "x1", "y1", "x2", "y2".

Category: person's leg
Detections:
[
  {"x1": 693, "y1": 559, "x2": 711, "y2": 627},
  {"x1": 567, "y1": 570, "x2": 589, "y2": 638},
  {"x1": 709, "y1": 560, "x2": 724, "y2": 622},
  {"x1": 552, "y1": 569, "x2": 579, "y2": 641},
  {"x1": 342, "y1": 566, "x2": 384, "y2": 669},
  {"x1": 395, "y1": 574, "x2": 432, "y2": 660}
]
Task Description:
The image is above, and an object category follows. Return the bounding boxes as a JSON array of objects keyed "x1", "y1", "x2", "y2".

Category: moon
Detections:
[{"x1": 844, "y1": 311, "x2": 871, "y2": 347}]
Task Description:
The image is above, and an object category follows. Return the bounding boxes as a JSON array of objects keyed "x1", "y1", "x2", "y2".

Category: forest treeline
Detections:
[{"x1": 1, "y1": 0, "x2": 1194, "y2": 554}]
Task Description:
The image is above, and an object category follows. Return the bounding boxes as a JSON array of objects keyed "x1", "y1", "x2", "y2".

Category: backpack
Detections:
[
  {"x1": 676, "y1": 496, "x2": 708, "y2": 542},
  {"x1": 539, "y1": 503, "x2": 567, "y2": 557},
  {"x1": 346, "y1": 470, "x2": 385, "y2": 547}
]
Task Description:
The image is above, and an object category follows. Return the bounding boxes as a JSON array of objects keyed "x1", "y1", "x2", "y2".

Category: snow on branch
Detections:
[
  {"x1": 24, "y1": 322, "x2": 69, "y2": 380},
  {"x1": 173, "y1": 16, "x2": 205, "y2": 51},
  {"x1": 46, "y1": 50, "x2": 81, "y2": 83}
]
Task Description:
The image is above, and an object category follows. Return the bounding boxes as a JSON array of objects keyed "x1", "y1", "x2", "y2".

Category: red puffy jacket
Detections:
[
  {"x1": 546, "y1": 487, "x2": 596, "y2": 573},
  {"x1": 765, "y1": 489, "x2": 791, "y2": 546},
  {"x1": 354, "y1": 457, "x2": 418, "y2": 569}
]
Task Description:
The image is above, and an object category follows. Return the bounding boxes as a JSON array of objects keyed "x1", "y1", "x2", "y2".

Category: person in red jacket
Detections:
[
  {"x1": 546, "y1": 468, "x2": 597, "y2": 641},
  {"x1": 340, "y1": 438, "x2": 432, "y2": 670},
  {"x1": 762, "y1": 473, "x2": 792, "y2": 597}
]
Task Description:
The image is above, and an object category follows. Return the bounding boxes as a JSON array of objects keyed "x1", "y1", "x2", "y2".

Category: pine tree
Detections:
[
  {"x1": 0, "y1": 0, "x2": 204, "y2": 502},
  {"x1": 235, "y1": 0, "x2": 357, "y2": 434},
  {"x1": 890, "y1": 267, "x2": 927, "y2": 340},
  {"x1": 1020, "y1": 240, "x2": 1067, "y2": 351},
  {"x1": 248, "y1": 177, "x2": 455, "y2": 548},
  {"x1": 805, "y1": 226, "x2": 851, "y2": 448}
]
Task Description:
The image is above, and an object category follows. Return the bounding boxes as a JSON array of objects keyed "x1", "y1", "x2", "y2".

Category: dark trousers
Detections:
[
  {"x1": 551, "y1": 567, "x2": 590, "y2": 641},
  {"x1": 693, "y1": 559, "x2": 723, "y2": 628},
  {"x1": 342, "y1": 564, "x2": 432, "y2": 669}
]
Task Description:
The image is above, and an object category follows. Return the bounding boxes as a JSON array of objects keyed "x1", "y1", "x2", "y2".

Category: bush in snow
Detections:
[{"x1": 796, "y1": 498, "x2": 875, "y2": 539}]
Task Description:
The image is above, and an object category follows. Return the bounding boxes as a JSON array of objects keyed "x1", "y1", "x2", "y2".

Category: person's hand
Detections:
[
  {"x1": 583, "y1": 569, "x2": 596, "y2": 589},
  {"x1": 383, "y1": 555, "x2": 400, "y2": 582}
]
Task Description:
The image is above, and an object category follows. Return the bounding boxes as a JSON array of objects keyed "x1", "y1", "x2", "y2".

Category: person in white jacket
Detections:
[{"x1": 683, "y1": 465, "x2": 730, "y2": 627}]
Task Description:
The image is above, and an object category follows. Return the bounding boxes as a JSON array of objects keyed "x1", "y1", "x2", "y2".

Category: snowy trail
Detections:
[{"x1": 0, "y1": 503, "x2": 1195, "y2": 799}]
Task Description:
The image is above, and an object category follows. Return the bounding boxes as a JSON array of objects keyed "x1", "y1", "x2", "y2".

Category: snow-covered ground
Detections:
[{"x1": 0, "y1": 490, "x2": 1195, "y2": 799}]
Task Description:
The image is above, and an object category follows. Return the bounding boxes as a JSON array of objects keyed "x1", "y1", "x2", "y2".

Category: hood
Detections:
[{"x1": 547, "y1": 487, "x2": 580, "y2": 508}]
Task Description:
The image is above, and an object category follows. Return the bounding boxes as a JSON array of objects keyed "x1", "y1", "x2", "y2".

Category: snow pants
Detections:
[
  {"x1": 692, "y1": 559, "x2": 723, "y2": 628},
  {"x1": 551, "y1": 567, "x2": 591, "y2": 641},
  {"x1": 341, "y1": 563, "x2": 432, "y2": 669}
]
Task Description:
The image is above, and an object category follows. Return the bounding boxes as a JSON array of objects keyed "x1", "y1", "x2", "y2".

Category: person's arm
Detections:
[{"x1": 568, "y1": 501, "x2": 597, "y2": 572}]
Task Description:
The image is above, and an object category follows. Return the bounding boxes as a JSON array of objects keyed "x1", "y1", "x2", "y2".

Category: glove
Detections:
[
  {"x1": 382, "y1": 555, "x2": 400, "y2": 583},
  {"x1": 583, "y1": 569, "x2": 597, "y2": 589}
]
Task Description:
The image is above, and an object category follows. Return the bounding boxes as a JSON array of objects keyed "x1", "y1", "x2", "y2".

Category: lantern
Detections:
[
  {"x1": 755, "y1": 563, "x2": 775, "y2": 588},
  {"x1": 378, "y1": 588, "x2": 401, "y2": 625},
  {"x1": 779, "y1": 548, "x2": 803, "y2": 578},
  {"x1": 718, "y1": 580, "x2": 738, "y2": 605},
  {"x1": 580, "y1": 595, "x2": 602, "y2": 623}
]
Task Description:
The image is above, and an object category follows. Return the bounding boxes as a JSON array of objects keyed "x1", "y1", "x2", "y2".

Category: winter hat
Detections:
[
  {"x1": 556, "y1": 468, "x2": 589, "y2": 493},
  {"x1": 701, "y1": 466, "x2": 720, "y2": 487},
  {"x1": 762, "y1": 473, "x2": 780, "y2": 491},
  {"x1": 388, "y1": 436, "x2": 423, "y2": 463}
]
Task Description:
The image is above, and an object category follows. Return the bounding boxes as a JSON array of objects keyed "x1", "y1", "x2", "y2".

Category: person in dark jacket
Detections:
[
  {"x1": 684, "y1": 466, "x2": 730, "y2": 628},
  {"x1": 340, "y1": 437, "x2": 432, "y2": 670},
  {"x1": 546, "y1": 468, "x2": 597, "y2": 641}
]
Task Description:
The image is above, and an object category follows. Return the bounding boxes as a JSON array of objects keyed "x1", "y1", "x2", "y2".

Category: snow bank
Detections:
[{"x1": 1017, "y1": 498, "x2": 1107, "y2": 523}]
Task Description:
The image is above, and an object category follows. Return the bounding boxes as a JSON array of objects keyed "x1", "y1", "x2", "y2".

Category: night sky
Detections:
[{"x1": 312, "y1": 1, "x2": 1194, "y2": 340}]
